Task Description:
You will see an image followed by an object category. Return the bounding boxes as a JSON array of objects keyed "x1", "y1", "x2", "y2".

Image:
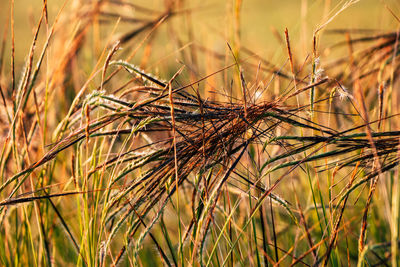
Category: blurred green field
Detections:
[{"x1": 2, "y1": 0, "x2": 399, "y2": 71}]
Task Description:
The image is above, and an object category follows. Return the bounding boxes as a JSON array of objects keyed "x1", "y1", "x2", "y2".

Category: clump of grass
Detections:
[{"x1": 1, "y1": 0, "x2": 400, "y2": 266}]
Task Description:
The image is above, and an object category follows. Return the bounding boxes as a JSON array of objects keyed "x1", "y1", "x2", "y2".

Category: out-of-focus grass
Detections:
[{"x1": 2, "y1": 0, "x2": 399, "y2": 71}]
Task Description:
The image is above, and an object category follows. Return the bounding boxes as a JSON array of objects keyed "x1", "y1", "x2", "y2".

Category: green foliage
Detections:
[{"x1": 1, "y1": 0, "x2": 400, "y2": 266}]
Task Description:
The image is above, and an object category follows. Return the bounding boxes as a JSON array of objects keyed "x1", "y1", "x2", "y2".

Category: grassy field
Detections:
[{"x1": 1, "y1": 0, "x2": 400, "y2": 266}]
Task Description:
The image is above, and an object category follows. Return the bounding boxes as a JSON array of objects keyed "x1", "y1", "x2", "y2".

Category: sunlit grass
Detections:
[{"x1": 1, "y1": 0, "x2": 400, "y2": 266}]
